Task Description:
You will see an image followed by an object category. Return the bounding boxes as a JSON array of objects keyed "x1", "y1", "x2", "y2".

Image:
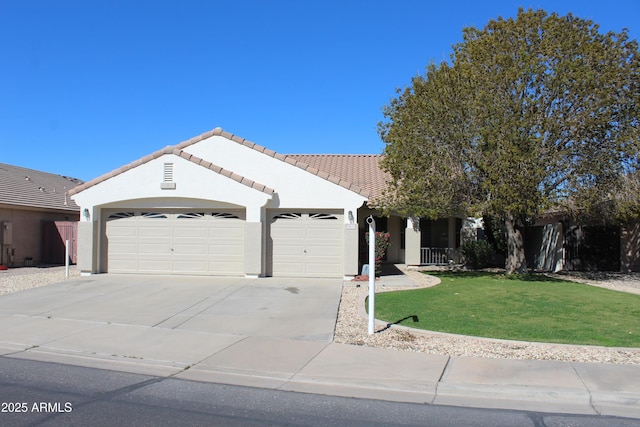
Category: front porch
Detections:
[{"x1": 357, "y1": 207, "x2": 463, "y2": 268}]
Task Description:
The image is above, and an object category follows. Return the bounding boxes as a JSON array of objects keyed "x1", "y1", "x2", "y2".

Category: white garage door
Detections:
[
  {"x1": 105, "y1": 210, "x2": 244, "y2": 275},
  {"x1": 269, "y1": 211, "x2": 343, "y2": 278}
]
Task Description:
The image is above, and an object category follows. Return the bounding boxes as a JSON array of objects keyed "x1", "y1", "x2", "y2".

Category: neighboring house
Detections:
[
  {"x1": 69, "y1": 127, "x2": 462, "y2": 278},
  {"x1": 525, "y1": 214, "x2": 640, "y2": 273},
  {"x1": 0, "y1": 163, "x2": 82, "y2": 267}
]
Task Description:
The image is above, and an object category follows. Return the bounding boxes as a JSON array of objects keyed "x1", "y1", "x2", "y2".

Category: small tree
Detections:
[{"x1": 365, "y1": 231, "x2": 391, "y2": 275}]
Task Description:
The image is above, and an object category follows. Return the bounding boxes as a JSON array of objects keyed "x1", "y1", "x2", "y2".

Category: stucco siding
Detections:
[{"x1": 184, "y1": 136, "x2": 367, "y2": 214}]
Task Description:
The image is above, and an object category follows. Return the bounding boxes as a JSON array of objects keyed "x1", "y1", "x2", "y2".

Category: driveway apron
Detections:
[{"x1": 0, "y1": 275, "x2": 343, "y2": 370}]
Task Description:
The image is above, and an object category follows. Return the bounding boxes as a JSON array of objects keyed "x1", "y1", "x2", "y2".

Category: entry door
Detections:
[{"x1": 269, "y1": 211, "x2": 343, "y2": 277}]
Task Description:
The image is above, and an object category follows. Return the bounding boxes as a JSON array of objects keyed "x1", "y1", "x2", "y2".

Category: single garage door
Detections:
[
  {"x1": 269, "y1": 211, "x2": 343, "y2": 278},
  {"x1": 105, "y1": 210, "x2": 244, "y2": 275}
]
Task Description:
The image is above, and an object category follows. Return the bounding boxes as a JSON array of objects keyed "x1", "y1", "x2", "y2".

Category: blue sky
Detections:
[{"x1": 2, "y1": 0, "x2": 638, "y2": 181}]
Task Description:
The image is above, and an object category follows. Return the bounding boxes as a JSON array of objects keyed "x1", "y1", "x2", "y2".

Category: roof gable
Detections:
[
  {"x1": 68, "y1": 127, "x2": 387, "y2": 202},
  {"x1": 176, "y1": 128, "x2": 371, "y2": 197},
  {"x1": 0, "y1": 163, "x2": 82, "y2": 212},
  {"x1": 69, "y1": 144, "x2": 274, "y2": 197}
]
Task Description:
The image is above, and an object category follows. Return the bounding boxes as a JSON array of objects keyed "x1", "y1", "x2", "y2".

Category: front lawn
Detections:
[{"x1": 373, "y1": 272, "x2": 640, "y2": 347}]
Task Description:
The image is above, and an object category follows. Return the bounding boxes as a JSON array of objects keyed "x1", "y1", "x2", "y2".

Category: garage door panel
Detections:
[
  {"x1": 172, "y1": 260, "x2": 208, "y2": 273},
  {"x1": 272, "y1": 261, "x2": 305, "y2": 275},
  {"x1": 305, "y1": 245, "x2": 340, "y2": 255},
  {"x1": 208, "y1": 227, "x2": 244, "y2": 240},
  {"x1": 139, "y1": 226, "x2": 172, "y2": 238},
  {"x1": 107, "y1": 242, "x2": 137, "y2": 254},
  {"x1": 208, "y1": 244, "x2": 243, "y2": 255},
  {"x1": 108, "y1": 259, "x2": 138, "y2": 272},
  {"x1": 174, "y1": 227, "x2": 208, "y2": 238},
  {"x1": 271, "y1": 228, "x2": 305, "y2": 239},
  {"x1": 208, "y1": 262, "x2": 244, "y2": 274},
  {"x1": 305, "y1": 261, "x2": 342, "y2": 274},
  {"x1": 173, "y1": 244, "x2": 207, "y2": 254},
  {"x1": 137, "y1": 260, "x2": 171, "y2": 272},
  {"x1": 207, "y1": 232, "x2": 244, "y2": 246},
  {"x1": 306, "y1": 228, "x2": 342, "y2": 239},
  {"x1": 107, "y1": 226, "x2": 138, "y2": 237},
  {"x1": 138, "y1": 243, "x2": 171, "y2": 254}
]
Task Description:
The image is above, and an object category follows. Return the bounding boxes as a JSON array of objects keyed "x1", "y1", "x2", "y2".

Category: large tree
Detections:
[{"x1": 379, "y1": 8, "x2": 640, "y2": 273}]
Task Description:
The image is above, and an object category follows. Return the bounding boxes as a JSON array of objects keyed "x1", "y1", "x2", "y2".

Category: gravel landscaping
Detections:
[
  {"x1": 0, "y1": 266, "x2": 80, "y2": 296},
  {"x1": 2, "y1": 265, "x2": 639, "y2": 365},
  {"x1": 334, "y1": 267, "x2": 640, "y2": 365}
]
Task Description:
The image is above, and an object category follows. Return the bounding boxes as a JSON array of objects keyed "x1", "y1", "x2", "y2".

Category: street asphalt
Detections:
[{"x1": 0, "y1": 273, "x2": 638, "y2": 419}]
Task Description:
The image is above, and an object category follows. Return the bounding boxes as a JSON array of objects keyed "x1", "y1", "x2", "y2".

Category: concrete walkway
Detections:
[{"x1": 0, "y1": 274, "x2": 638, "y2": 419}]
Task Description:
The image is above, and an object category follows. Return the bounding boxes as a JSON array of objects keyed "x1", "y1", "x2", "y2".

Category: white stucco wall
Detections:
[
  {"x1": 184, "y1": 135, "x2": 367, "y2": 219},
  {"x1": 72, "y1": 154, "x2": 273, "y2": 219}
]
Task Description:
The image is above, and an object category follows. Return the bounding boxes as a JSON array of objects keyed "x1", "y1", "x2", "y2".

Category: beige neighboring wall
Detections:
[{"x1": 0, "y1": 206, "x2": 79, "y2": 267}]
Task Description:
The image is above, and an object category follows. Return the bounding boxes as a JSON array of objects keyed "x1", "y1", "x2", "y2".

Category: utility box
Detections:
[{"x1": 1, "y1": 222, "x2": 11, "y2": 245}]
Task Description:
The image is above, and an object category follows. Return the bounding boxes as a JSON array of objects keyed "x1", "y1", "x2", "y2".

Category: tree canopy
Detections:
[{"x1": 378, "y1": 8, "x2": 640, "y2": 273}]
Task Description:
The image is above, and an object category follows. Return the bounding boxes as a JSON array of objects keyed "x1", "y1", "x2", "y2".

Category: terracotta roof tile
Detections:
[
  {"x1": 0, "y1": 163, "x2": 82, "y2": 212},
  {"x1": 286, "y1": 154, "x2": 389, "y2": 202}
]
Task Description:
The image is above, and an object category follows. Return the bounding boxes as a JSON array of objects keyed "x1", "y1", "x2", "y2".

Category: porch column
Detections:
[
  {"x1": 405, "y1": 217, "x2": 421, "y2": 265},
  {"x1": 448, "y1": 217, "x2": 457, "y2": 249}
]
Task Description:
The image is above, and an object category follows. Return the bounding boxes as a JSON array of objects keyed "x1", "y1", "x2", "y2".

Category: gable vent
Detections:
[{"x1": 161, "y1": 162, "x2": 176, "y2": 190}]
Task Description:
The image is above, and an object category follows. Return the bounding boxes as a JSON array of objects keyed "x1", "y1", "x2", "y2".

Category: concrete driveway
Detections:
[{"x1": 0, "y1": 275, "x2": 343, "y2": 378}]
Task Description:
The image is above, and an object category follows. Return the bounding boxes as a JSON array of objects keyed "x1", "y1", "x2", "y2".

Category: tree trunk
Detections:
[{"x1": 504, "y1": 215, "x2": 528, "y2": 274}]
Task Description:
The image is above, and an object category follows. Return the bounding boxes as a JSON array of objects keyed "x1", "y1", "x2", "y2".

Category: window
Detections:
[
  {"x1": 310, "y1": 213, "x2": 338, "y2": 220},
  {"x1": 273, "y1": 213, "x2": 302, "y2": 220},
  {"x1": 211, "y1": 212, "x2": 240, "y2": 219},
  {"x1": 141, "y1": 212, "x2": 167, "y2": 219},
  {"x1": 177, "y1": 213, "x2": 205, "y2": 219},
  {"x1": 107, "y1": 212, "x2": 134, "y2": 219}
]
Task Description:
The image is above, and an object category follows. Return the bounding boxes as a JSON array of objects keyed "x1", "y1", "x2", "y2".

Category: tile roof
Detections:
[
  {"x1": 0, "y1": 163, "x2": 82, "y2": 212},
  {"x1": 287, "y1": 154, "x2": 388, "y2": 201},
  {"x1": 69, "y1": 127, "x2": 389, "y2": 201}
]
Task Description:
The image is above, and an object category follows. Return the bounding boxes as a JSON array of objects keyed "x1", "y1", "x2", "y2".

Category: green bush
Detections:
[
  {"x1": 365, "y1": 231, "x2": 391, "y2": 275},
  {"x1": 461, "y1": 240, "x2": 493, "y2": 269}
]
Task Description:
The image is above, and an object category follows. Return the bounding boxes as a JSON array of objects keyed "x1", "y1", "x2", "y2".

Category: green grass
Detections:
[{"x1": 373, "y1": 272, "x2": 640, "y2": 347}]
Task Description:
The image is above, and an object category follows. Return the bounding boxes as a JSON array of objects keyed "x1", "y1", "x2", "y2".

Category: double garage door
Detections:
[
  {"x1": 105, "y1": 209, "x2": 344, "y2": 277},
  {"x1": 105, "y1": 210, "x2": 245, "y2": 275}
]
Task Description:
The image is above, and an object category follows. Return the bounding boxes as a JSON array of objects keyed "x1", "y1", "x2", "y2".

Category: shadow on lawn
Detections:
[
  {"x1": 430, "y1": 270, "x2": 567, "y2": 282},
  {"x1": 379, "y1": 314, "x2": 420, "y2": 332}
]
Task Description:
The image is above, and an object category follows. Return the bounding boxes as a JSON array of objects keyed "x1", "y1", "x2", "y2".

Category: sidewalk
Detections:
[{"x1": 3, "y1": 334, "x2": 639, "y2": 419}]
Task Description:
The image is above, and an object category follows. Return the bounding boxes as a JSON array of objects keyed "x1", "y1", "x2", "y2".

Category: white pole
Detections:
[
  {"x1": 65, "y1": 239, "x2": 70, "y2": 279},
  {"x1": 366, "y1": 216, "x2": 376, "y2": 335}
]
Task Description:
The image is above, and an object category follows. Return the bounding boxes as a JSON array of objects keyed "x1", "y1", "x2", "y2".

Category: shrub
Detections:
[
  {"x1": 365, "y1": 231, "x2": 391, "y2": 275},
  {"x1": 461, "y1": 239, "x2": 493, "y2": 269}
]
